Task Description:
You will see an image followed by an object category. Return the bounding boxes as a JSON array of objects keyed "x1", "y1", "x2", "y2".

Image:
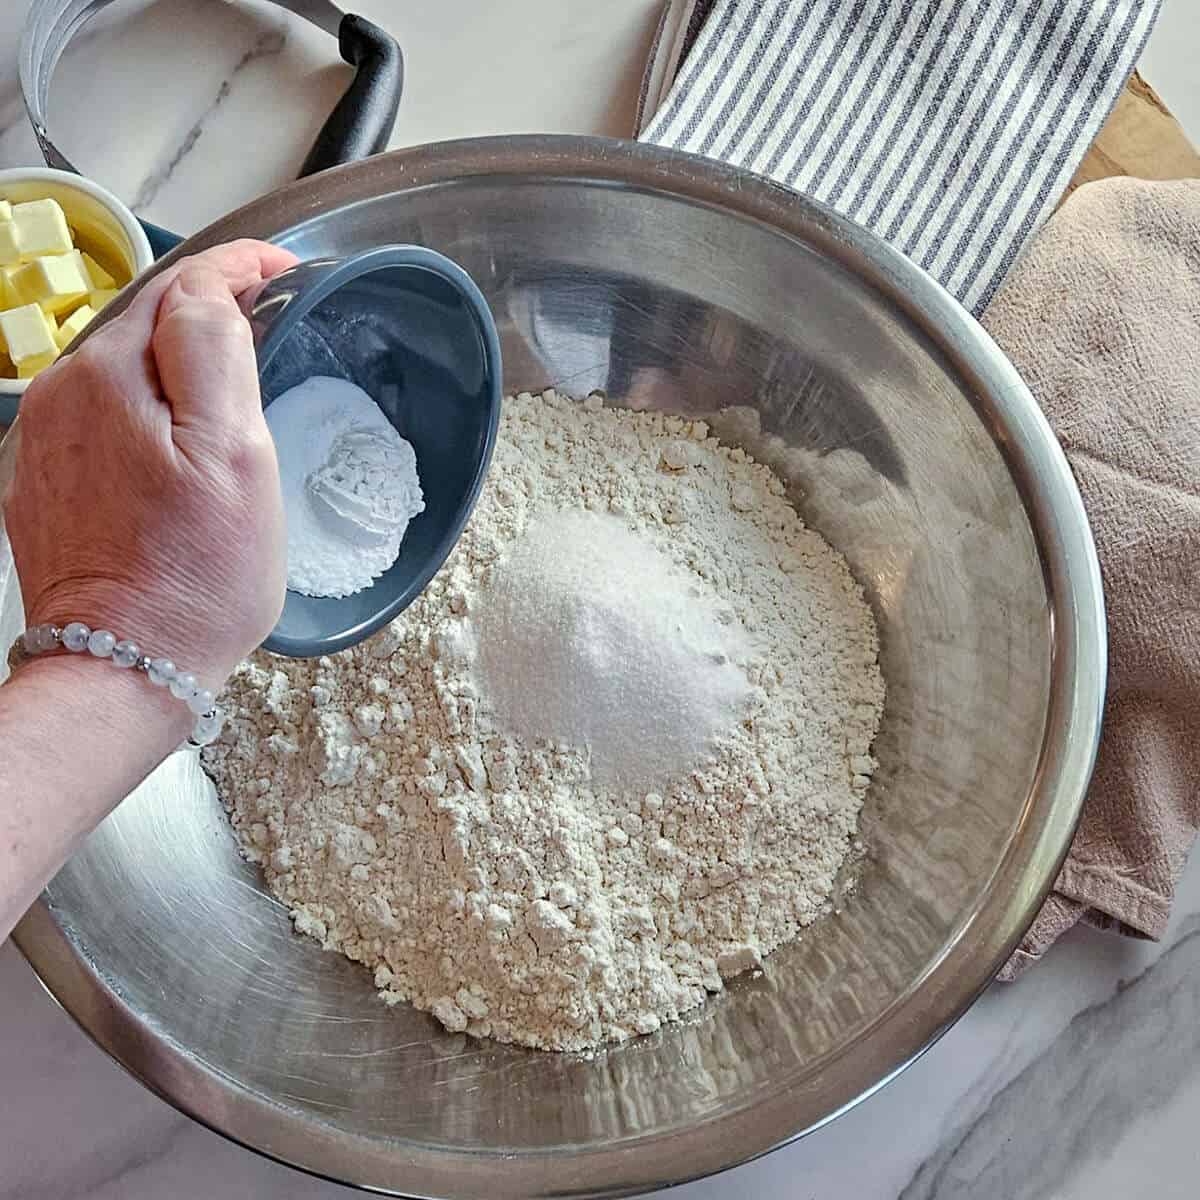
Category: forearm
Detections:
[{"x1": 0, "y1": 655, "x2": 190, "y2": 941}]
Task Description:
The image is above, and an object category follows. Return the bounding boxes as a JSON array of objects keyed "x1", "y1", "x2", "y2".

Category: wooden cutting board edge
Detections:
[{"x1": 1065, "y1": 71, "x2": 1200, "y2": 203}]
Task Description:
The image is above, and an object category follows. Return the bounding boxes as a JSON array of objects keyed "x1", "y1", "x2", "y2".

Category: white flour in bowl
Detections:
[{"x1": 205, "y1": 390, "x2": 885, "y2": 1051}]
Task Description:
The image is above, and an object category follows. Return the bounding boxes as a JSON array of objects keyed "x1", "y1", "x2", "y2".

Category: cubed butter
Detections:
[
  {"x1": 0, "y1": 222, "x2": 20, "y2": 267},
  {"x1": 8, "y1": 252, "x2": 91, "y2": 315},
  {"x1": 17, "y1": 349, "x2": 59, "y2": 378},
  {"x1": 55, "y1": 303, "x2": 95, "y2": 350},
  {"x1": 80, "y1": 250, "x2": 117, "y2": 291},
  {"x1": 89, "y1": 287, "x2": 119, "y2": 311},
  {"x1": 11, "y1": 198, "x2": 73, "y2": 260},
  {"x1": 0, "y1": 302, "x2": 59, "y2": 369},
  {"x1": 0, "y1": 201, "x2": 11, "y2": 222}
]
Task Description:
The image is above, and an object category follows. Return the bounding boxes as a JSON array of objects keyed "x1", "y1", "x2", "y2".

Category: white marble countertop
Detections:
[{"x1": 1, "y1": 2, "x2": 1198, "y2": 1198}]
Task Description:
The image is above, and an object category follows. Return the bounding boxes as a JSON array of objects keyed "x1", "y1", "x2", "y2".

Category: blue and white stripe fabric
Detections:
[{"x1": 642, "y1": 0, "x2": 1161, "y2": 313}]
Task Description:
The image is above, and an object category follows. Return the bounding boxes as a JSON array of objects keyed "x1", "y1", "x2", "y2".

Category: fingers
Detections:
[
  {"x1": 150, "y1": 263, "x2": 266, "y2": 435},
  {"x1": 199, "y1": 238, "x2": 299, "y2": 292},
  {"x1": 45, "y1": 238, "x2": 298, "y2": 412},
  {"x1": 146, "y1": 240, "x2": 297, "y2": 433},
  {"x1": 27, "y1": 238, "x2": 297, "y2": 446},
  {"x1": 120, "y1": 239, "x2": 299, "y2": 339}
]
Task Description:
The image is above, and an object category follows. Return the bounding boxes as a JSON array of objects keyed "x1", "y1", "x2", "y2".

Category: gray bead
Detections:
[
  {"x1": 23, "y1": 624, "x2": 54, "y2": 654},
  {"x1": 87, "y1": 629, "x2": 116, "y2": 658},
  {"x1": 187, "y1": 688, "x2": 216, "y2": 716},
  {"x1": 62, "y1": 622, "x2": 91, "y2": 652},
  {"x1": 148, "y1": 658, "x2": 176, "y2": 686},
  {"x1": 112, "y1": 640, "x2": 140, "y2": 669}
]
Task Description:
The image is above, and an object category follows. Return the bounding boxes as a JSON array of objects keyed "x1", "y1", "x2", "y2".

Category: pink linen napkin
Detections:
[{"x1": 981, "y1": 177, "x2": 1200, "y2": 979}]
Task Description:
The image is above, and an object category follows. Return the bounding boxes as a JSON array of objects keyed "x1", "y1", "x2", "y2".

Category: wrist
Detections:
[
  {"x1": 0, "y1": 642, "x2": 193, "y2": 931},
  {"x1": 6, "y1": 651, "x2": 194, "y2": 750},
  {"x1": 23, "y1": 581, "x2": 233, "y2": 689},
  {"x1": 9, "y1": 612, "x2": 228, "y2": 744}
]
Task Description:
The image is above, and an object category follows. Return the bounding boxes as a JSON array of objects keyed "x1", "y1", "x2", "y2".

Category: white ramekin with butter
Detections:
[{"x1": 0, "y1": 167, "x2": 154, "y2": 421}]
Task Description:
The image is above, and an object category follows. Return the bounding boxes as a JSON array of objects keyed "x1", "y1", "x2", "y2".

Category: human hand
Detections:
[{"x1": 3, "y1": 239, "x2": 298, "y2": 690}]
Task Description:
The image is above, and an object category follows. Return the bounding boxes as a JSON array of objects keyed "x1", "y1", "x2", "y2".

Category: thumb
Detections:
[{"x1": 152, "y1": 264, "x2": 264, "y2": 433}]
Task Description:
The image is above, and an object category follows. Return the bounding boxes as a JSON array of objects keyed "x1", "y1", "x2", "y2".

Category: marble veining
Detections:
[
  {"x1": 129, "y1": 26, "x2": 288, "y2": 213},
  {"x1": 901, "y1": 918, "x2": 1200, "y2": 1199},
  {"x1": 0, "y1": 1, "x2": 1199, "y2": 1198}
]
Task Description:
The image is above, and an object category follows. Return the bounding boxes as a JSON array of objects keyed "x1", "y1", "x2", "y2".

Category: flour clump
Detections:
[{"x1": 205, "y1": 389, "x2": 885, "y2": 1052}]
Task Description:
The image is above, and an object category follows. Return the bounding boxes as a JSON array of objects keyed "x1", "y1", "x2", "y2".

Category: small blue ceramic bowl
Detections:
[{"x1": 243, "y1": 246, "x2": 502, "y2": 658}]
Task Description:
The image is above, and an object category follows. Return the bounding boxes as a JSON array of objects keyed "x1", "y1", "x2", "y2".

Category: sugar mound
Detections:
[{"x1": 469, "y1": 510, "x2": 751, "y2": 788}]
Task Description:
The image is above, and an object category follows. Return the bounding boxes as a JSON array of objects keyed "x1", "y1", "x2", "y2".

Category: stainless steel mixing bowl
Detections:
[{"x1": 0, "y1": 136, "x2": 1105, "y2": 1199}]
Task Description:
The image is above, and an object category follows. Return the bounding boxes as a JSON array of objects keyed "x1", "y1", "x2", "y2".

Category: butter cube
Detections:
[
  {"x1": 0, "y1": 201, "x2": 11, "y2": 223},
  {"x1": 55, "y1": 303, "x2": 95, "y2": 350},
  {"x1": 17, "y1": 349, "x2": 59, "y2": 379},
  {"x1": 80, "y1": 250, "x2": 116, "y2": 291},
  {"x1": 0, "y1": 222, "x2": 20, "y2": 267},
  {"x1": 8, "y1": 252, "x2": 91, "y2": 315},
  {"x1": 11, "y1": 198, "x2": 73, "y2": 260},
  {"x1": 89, "y1": 287, "x2": 119, "y2": 311},
  {"x1": 0, "y1": 303, "x2": 59, "y2": 370}
]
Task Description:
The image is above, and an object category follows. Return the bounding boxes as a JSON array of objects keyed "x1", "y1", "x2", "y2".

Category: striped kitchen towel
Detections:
[{"x1": 640, "y1": 0, "x2": 1162, "y2": 313}]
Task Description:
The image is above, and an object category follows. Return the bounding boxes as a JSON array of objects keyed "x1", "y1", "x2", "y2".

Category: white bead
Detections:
[
  {"x1": 187, "y1": 688, "x2": 216, "y2": 716},
  {"x1": 62, "y1": 622, "x2": 91, "y2": 652},
  {"x1": 148, "y1": 658, "x2": 176, "y2": 686},
  {"x1": 169, "y1": 671, "x2": 198, "y2": 700},
  {"x1": 112, "y1": 640, "x2": 140, "y2": 669},
  {"x1": 191, "y1": 709, "x2": 224, "y2": 746},
  {"x1": 87, "y1": 630, "x2": 116, "y2": 658}
]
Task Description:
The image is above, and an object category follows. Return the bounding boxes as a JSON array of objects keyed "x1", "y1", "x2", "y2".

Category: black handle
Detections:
[{"x1": 299, "y1": 13, "x2": 403, "y2": 178}]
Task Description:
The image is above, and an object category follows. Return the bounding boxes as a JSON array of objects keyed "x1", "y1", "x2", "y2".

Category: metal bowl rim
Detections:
[{"x1": 13, "y1": 134, "x2": 1107, "y2": 1200}]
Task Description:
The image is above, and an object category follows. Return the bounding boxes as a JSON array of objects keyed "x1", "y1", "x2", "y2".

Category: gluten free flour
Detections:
[{"x1": 204, "y1": 390, "x2": 885, "y2": 1051}]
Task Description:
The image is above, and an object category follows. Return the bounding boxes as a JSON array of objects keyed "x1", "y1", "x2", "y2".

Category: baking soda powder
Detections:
[{"x1": 265, "y1": 376, "x2": 424, "y2": 598}]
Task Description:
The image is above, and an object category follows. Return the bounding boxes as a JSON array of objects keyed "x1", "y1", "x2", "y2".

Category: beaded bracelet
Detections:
[{"x1": 6, "y1": 621, "x2": 225, "y2": 747}]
